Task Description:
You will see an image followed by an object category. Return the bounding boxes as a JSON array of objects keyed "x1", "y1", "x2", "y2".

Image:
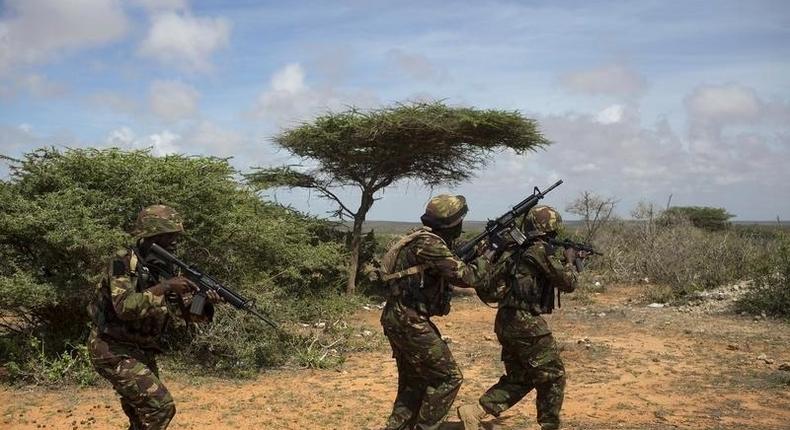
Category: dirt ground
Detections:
[{"x1": 2, "y1": 284, "x2": 789, "y2": 430}]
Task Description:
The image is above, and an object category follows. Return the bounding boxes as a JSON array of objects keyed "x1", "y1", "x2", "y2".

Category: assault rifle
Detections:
[
  {"x1": 150, "y1": 243, "x2": 280, "y2": 330},
  {"x1": 547, "y1": 238, "x2": 602, "y2": 271},
  {"x1": 454, "y1": 180, "x2": 563, "y2": 262}
]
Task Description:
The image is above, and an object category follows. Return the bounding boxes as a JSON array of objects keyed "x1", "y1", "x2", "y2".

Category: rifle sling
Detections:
[{"x1": 381, "y1": 264, "x2": 428, "y2": 282}]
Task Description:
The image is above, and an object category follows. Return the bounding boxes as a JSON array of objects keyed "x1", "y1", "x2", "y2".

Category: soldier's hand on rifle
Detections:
[
  {"x1": 206, "y1": 290, "x2": 223, "y2": 304},
  {"x1": 163, "y1": 276, "x2": 197, "y2": 295},
  {"x1": 563, "y1": 247, "x2": 577, "y2": 265},
  {"x1": 576, "y1": 250, "x2": 591, "y2": 260}
]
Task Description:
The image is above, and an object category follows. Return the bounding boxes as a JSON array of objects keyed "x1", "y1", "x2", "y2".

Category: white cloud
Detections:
[
  {"x1": 183, "y1": 121, "x2": 244, "y2": 156},
  {"x1": 105, "y1": 127, "x2": 181, "y2": 156},
  {"x1": 0, "y1": 0, "x2": 128, "y2": 74},
  {"x1": 253, "y1": 63, "x2": 379, "y2": 124},
  {"x1": 132, "y1": 0, "x2": 188, "y2": 12},
  {"x1": 271, "y1": 63, "x2": 307, "y2": 93},
  {"x1": 685, "y1": 83, "x2": 761, "y2": 123},
  {"x1": 148, "y1": 80, "x2": 200, "y2": 121},
  {"x1": 561, "y1": 63, "x2": 647, "y2": 97},
  {"x1": 147, "y1": 131, "x2": 181, "y2": 155},
  {"x1": 595, "y1": 104, "x2": 624, "y2": 124},
  {"x1": 138, "y1": 11, "x2": 231, "y2": 72}
]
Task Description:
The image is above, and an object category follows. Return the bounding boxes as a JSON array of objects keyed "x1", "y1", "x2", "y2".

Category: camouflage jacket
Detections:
[
  {"x1": 476, "y1": 240, "x2": 577, "y2": 337},
  {"x1": 381, "y1": 227, "x2": 492, "y2": 326},
  {"x1": 87, "y1": 247, "x2": 207, "y2": 350}
]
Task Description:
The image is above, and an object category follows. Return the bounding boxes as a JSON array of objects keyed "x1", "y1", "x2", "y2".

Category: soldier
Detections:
[
  {"x1": 87, "y1": 205, "x2": 222, "y2": 430},
  {"x1": 379, "y1": 194, "x2": 496, "y2": 430},
  {"x1": 457, "y1": 205, "x2": 583, "y2": 430}
]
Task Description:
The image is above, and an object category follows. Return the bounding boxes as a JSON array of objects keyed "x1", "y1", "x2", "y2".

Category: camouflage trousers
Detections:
[
  {"x1": 382, "y1": 313, "x2": 463, "y2": 430},
  {"x1": 478, "y1": 333, "x2": 566, "y2": 430},
  {"x1": 87, "y1": 331, "x2": 175, "y2": 430}
]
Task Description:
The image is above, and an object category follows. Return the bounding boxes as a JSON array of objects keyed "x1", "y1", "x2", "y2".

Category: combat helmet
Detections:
[
  {"x1": 421, "y1": 194, "x2": 468, "y2": 230},
  {"x1": 133, "y1": 205, "x2": 184, "y2": 238},
  {"x1": 522, "y1": 205, "x2": 562, "y2": 236}
]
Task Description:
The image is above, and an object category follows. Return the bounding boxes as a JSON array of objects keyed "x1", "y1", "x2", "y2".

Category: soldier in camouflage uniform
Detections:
[
  {"x1": 379, "y1": 195, "x2": 496, "y2": 430},
  {"x1": 87, "y1": 205, "x2": 221, "y2": 430},
  {"x1": 457, "y1": 206, "x2": 582, "y2": 430}
]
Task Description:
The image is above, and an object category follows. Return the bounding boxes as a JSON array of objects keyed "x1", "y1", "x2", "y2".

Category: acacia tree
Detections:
[{"x1": 248, "y1": 101, "x2": 551, "y2": 293}]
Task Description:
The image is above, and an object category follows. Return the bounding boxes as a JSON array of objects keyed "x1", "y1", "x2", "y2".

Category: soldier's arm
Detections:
[
  {"x1": 414, "y1": 236, "x2": 492, "y2": 288},
  {"x1": 107, "y1": 257, "x2": 168, "y2": 321},
  {"x1": 473, "y1": 254, "x2": 512, "y2": 302},
  {"x1": 523, "y1": 243, "x2": 577, "y2": 293}
]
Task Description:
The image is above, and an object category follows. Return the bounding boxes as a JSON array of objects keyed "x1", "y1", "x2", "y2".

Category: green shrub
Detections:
[
  {"x1": 588, "y1": 202, "x2": 764, "y2": 299},
  {"x1": 736, "y1": 235, "x2": 790, "y2": 318},
  {"x1": 0, "y1": 147, "x2": 352, "y2": 384},
  {"x1": 660, "y1": 206, "x2": 734, "y2": 231}
]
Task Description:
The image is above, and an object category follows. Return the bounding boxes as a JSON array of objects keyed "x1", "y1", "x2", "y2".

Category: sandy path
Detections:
[{"x1": 2, "y1": 285, "x2": 789, "y2": 429}]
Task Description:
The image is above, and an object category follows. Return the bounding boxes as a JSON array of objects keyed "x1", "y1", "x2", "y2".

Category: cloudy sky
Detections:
[{"x1": 1, "y1": 0, "x2": 789, "y2": 221}]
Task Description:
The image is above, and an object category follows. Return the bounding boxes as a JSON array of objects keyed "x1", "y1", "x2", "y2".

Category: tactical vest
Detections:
[
  {"x1": 380, "y1": 227, "x2": 452, "y2": 317},
  {"x1": 87, "y1": 248, "x2": 171, "y2": 349}
]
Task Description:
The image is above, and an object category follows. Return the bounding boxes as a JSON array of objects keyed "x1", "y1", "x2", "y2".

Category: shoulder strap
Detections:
[{"x1": 379, "y1": 227, "x2": 440, "y2": 281}]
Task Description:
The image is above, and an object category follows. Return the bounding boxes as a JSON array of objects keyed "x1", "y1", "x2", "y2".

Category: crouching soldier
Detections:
[
  {"x1": 379, "y1": 195, "x2": 497, "y2": 430},
  {"x1": 457, "y1": 205, "x2": 583, "y2": 430},
  {"x1": 87, "y1": 205, "x2": 222, "y2": 430}
]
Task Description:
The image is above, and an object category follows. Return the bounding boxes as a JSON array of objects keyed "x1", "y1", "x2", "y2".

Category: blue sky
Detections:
[{"x1": 1, "y1": 0, "x2": 789, "y2": 221}]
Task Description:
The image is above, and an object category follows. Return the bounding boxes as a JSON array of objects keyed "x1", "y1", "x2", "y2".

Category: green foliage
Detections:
[
  {"x1": 736, "y1": 235, "x2": 790, "y2": 318},
  {"x1": 249, "y1": 101, "x2": 551, "y2": 293},
  {"x1": 589, "y1": 202, "x2": 762, "y2": 299},
  {"x1": 4, "y1": 337, "x2": 97, "y2": 387},
  {"x1": 259, "y1": 101, "x2": 551, "y2": 188},
  {"x1": 0, "y1": 147, "x2": 351, "y2": 384},
  {"x1": 661, "y1": 206, "x2": 734, "y2": 231}
]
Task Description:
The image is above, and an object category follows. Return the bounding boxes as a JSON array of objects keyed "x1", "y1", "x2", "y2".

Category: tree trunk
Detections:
[{"x1": 346, "y1": 191, "x2": 375, "y2": 294}]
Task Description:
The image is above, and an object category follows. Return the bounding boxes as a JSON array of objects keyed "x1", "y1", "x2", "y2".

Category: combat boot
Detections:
[{"x1": 457, "y1": 403, "x2": 486, "y2": 430}]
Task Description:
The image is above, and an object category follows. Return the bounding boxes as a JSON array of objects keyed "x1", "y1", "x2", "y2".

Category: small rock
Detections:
[
  {"x1": 647, "y1": 303, "x2": 665, "y2": 308},
  {"x1": 445, "y1": 322, "x2": 453, "y2": 327},
  {"x1": 585, "y1": 344, "x2": 592, "y2": 350},
  {"x1": 597, "y1": 313, "x2": 606, "y2": 318},
  {"x1": 442, "y1": 336, "x2": 453, "y2": 344},
  {"x1": 778, "y1": 363, "x2": 790, "y2": 371},
  {"x1": 361, "y1": 330, "x2": 373, "y2": 337},
  {"x1": 651, "y1": 357, "x2": 660, "y2": 363},
  {"x1": 484, "y1": 335, "x2": 495, "y2": 341},
  {"x1": 757, "y1": 353, "x2": 768, "y2": 361},
  {"x1": 726, "y1": 344, "x2": 739, "y2": 351},
  {"x1": 765, "y1": 358, "x2": 775, "y2": 364},
  {"x1": 314, "y1": 322, "x2": 326, "y2": 329},
  {"x1": 594, "y1": 281, "x2": 602, "y2": 287}
]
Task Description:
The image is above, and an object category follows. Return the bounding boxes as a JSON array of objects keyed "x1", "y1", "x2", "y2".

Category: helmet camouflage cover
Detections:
[
  {"x1": 522, "y1": 205, "x2": 562, "y2": 235},
  {"x1": 420, "y1": 194, "x2": 468, "y2": 229},
  {"x1": 133, "y1": 205, "x2": 184, "y2": 238}
]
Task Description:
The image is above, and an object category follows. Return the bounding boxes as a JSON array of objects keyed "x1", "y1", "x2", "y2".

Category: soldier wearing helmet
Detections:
[
  {"x1": 87, "y1": 205, "x2": 221, "y2": 430},
  {"x1": 379, "y1": 194, "x2": 496, "y2": 430},
  {"x1": 458, "y1": 205, "x2": 581, "y2": 430}
]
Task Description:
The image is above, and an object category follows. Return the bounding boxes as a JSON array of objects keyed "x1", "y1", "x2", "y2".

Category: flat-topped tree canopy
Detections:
[
  {"x1": 249, "y1": 101, "x2": 551, "y2": 293},
  {"x1": 270, "y1": 101, "x2": 550, "y2": 189}
]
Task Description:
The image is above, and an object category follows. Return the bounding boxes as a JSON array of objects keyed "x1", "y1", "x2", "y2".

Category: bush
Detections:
[
  {"x1": 587, "y1": 202, "x2": 763, "y2": 299},
  {"x1": 0, "y1": 147, "x2": 352, "y2": 383},
  {"x1": 736, "y1": 235, "x2": 790, "y2": 318},
  {"x1": 660, "y1": 206, "x2": 734, "y2": 231}
]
